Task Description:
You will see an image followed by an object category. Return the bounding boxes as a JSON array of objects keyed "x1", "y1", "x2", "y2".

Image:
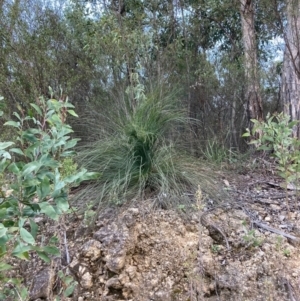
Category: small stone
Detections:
[
  {"x1": 106, "y1": 277, "x2": 122, "y2": 289},
  {"x1": 209, "y1": 283, "x2": 215, "y2": 291},
  {"x1": 279, "y1": 215, "x2": 286, "y2": 221},
  {"x1": 80, "y1": 271, "x2": 93, "y2": 289},
  {"x1": 154, "y1": 290, "x2": 170, "y2": 301},
  {"x1": 106, "y1": 255, "x2": 126, "y2": 272},
  {"x1": 264, "y1": 216, "x2": 271, "y2": 222},
  {"x1": 81, "y1": 239, "x2": 102, "y2": 261},
  {"x1": 270, "y1": 204, "x2": 281, "y2": 211},
  {"x1": 118, "y1": 273, "x2": 130, "y2": 285},
  {"x1": 125, "y1": 265, "x2": 137, "y2": 279},
  {"x1": 78, "y1": 297, "x2": 84, "y2": 301}
]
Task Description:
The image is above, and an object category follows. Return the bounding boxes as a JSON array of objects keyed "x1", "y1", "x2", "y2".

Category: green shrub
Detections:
[
  {"x1": 0, "y1": 94, "x2": 99, "y2": 299},
  {"x1": 243, "y1": 112, "x2": 300, "y2": 187}
]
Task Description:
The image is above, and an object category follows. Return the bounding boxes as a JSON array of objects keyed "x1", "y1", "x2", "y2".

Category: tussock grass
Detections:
[{"x1": 76, "y1": 84, "x2": 223, "y2": 206}]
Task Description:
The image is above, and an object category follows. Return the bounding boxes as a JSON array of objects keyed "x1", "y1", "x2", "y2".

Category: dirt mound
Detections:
[{"x1": 24, "y1": 193, "x2": 300, "y2": 301}]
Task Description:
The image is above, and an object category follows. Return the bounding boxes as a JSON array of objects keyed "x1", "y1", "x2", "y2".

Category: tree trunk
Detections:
[
  {"x1": 281, "y1": 0, "x2": 300, "y2": 137},
  {"x1": 240, "y1": 0, "x2": 263, "y2": 123}
]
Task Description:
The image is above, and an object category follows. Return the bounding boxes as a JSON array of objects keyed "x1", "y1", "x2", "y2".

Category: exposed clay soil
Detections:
[{"x1": 6, "y1": 170, "x2": 300, "y2": 301}]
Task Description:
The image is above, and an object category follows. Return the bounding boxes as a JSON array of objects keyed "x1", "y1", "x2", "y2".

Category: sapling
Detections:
[
  {"x1": 243, "y1": 112, "x2": 300, "y2": 213},
  {"x1": 0, "y1": 93, "x2": 99, "y2": 299}
]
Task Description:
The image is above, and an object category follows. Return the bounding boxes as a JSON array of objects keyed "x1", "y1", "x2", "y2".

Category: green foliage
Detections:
[
  {"x1": 57, "y1": 270, "x2": 78, "y2": 298},
  {"x1": 211, "y1": 244, "x2": 221, "y2": 254},
  {"x1": 202, "y1": 139, "x2": 237, "y2": 164},
  {"x1": 242, "y1": 229, "x2": 263, "y2": 248},
  {"x1": 0, "y1": 274, "x2": 29, "y2": 301},
  {"x1": 243, "y1": 113, "x2": 300, "y2": 186},
  {"x1": 0, "y1": 94, "x2": 98, "y2": 298},
  {"x1": 78, "y1": 82, "x2": 216, "y2": 205}
]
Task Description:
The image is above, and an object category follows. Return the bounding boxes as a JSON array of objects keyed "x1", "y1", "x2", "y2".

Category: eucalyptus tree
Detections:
[
  {"x1": 0, "y1": 0, "x2": 96, "y2": 116},
  {"x1": 280, "y1": 0, "x2": 300, "y2": 137},
  {"x1": 240, "y1": 0, "x2": 263, "y2": 123}
]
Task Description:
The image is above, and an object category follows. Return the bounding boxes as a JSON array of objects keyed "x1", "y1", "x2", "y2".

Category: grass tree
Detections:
[{"x1": 77, "y1": 81, "x2": 218, "y2": 206}]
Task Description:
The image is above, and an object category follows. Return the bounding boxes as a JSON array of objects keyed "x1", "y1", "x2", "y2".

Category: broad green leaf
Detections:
[
  {"x1": 257, "y1": 145, "x2": 272, "y2": 151},
  {"x1": 0, "y1": 208, "x2": 7, "y2": 220},
  {"x1": 64, "y1": 275, "x2": 75, "y2": 286},
  {"x1": 22, "y1": 178, "x2": 40, "y2": 187},
  {"x1": 7, "y1": 226, "x2": 19, "y2": 233},
  {"x1": 0, "y1": 141, "x2": 14, "y2": 150},
  {"x1": 22, "y1": 161, "x2": 41, "y2": 177},
  {"x1": 36, "y1": 177, "x2": 51, "y2": 200},
  {"x1": 0, "y1": 150, "x2": 11, "y2": 159},
  {"x1": 63, "y1": 102, "x2": 75, "y2": 108},
  {"x1": 242, "y1": 132, "x2": 250, "y2": 137},
  {"x1": 12, "y1": 243, "x2": 31, "y2": 260},
  {"x1": 57, "y1": 127, "x2": 74, "y2": 138},
  {"x1": 64, "y1": 283, "x2": 77, "y2": 297},
  {"x1": 0, "y1": 224, "x2": 7, "y2": 238},
  {"x1": 22, "y1": 132, "x2": 38, "y2": 143},
  {"x1": 9, "y1": 148, "x2": 24, "y2": 156},
  {"x1": 39, "y1": 202, "x2": 58, "y2": 220},
  {"x1": 30, "y1": 103, "x2": 42, "y2": 116},
  {"x1": 67, "y1": 110, "x2": 78, "y2": 117},
  {"x1": 29, "y1": 219, "x2": 38, "y2": 239},
  {"x1": 43, "y1": 246, "x2": 60, "y2": 255},
  {"x1": 14, "y1": 251, "x2": 30, "y2": 260},
  {"x1": 4, "y1": 120, "x2": 20, "y2": 128},
  {"x1": 53, "y1": 140, "x2": 65, "y2": 149},
  {"x1": 0, "y1": 158, "x2": 9, "y2": 173},
  {"x1": 0, "y1": 235, "x2": 9, "y2": 246},
  {"x1": 64, "y1": 170, "x2": 86, "y2": 183},
  {"x1": 8, "y1": 162, "x2": 20, "y2": 174},
  {"x1": 18, "y1": 218, "x2": 26, "y2": 228},
  {"x1": 64, "y1": 139, "x2": 80, "y2": 150},
  {"x1": 0, "y1": 249, "x2": 6, "y2": 259},
  {"x1": 20, "y1": 228, "x2": 35, "y2": 245},
  {"x1": 60, "y1": 151, "x2": 76, "y2": 157},
  {"x1": 0, "y1": 262, "x2": 12, "y2": 271},
  {"x1": 55, "y1": 197, "x2": 69, "y2": 212},
  {"x1": 37, "y1": 251, "x2": 51, "y2": 263},
  {"x1": 54, "y1": 180, "x2": 65, "y2": 191},
  {"x1": 13, "y1": 111, "x2": 22, "y2": 121}
]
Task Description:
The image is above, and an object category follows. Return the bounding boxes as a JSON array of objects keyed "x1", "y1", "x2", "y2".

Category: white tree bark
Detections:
[
  {"x1": 240, "y1": 0, "x2": 263, "y2": 123},
  {"x1": 281, "y1": 0, "x2": 300, "y2": 137}
]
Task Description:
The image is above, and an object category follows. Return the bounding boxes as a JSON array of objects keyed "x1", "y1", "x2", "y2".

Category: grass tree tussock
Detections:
[{"x1": 77, "y1": 83, "x2": 220, "y2": 206}]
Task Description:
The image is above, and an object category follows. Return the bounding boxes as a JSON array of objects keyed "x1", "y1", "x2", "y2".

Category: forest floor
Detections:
[{"x1": 6, "y1": 162, "x2": 300, "y2": 301}]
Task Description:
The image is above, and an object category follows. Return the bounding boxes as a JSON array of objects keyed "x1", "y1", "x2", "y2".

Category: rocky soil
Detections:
[{"x1": 7, "y1": 172, "x2": 300, "y2": 301}]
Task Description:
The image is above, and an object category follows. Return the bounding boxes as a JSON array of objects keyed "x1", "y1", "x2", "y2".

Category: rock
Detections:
[
  {"x1": 80, "y1": 239, "x2": 102, "y2": 261},
  {"x1": 154, "y1": 290, "x2": 171, "y2": 301},
  {"x1": 29, "y1": 266, "x2": 55, "y2": 300},
  {"x1": 122, "y1": 208, "x2": 139, "y2": 228},
  {"x1": 118, "y1": 273, "x2": 130, "y2": 285},
  {"x1": 69, "y1": 259, "x2": 93, "y2": 289},
  {"x1": 270, "y1": 204, "x2": 281, "y2": 211},
  {"x1": 105, "y1": 254, "x2": 126, "y2": 272},
  {"x1": 125, "y1": 265, "x2": 137, "y2": 279},
  {"x1": 94, "y1": 220, "x2": 137, "y2": 273},
  {"x1": 264, "y1": 216, "x2": 271, "y2": 222},
  {"x1": 106, "y1": 277, "x2": 122, "y2": 289},
  {"x1": 80, "y1": 270, "x2": 93, "y2": 289}
]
